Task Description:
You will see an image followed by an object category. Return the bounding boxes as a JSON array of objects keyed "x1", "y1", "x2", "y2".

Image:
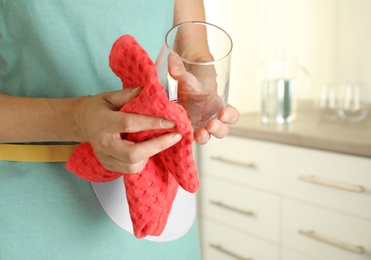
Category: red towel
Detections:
[{"x1": 66, "y1": 35, "x2": 199, "y2": 239}]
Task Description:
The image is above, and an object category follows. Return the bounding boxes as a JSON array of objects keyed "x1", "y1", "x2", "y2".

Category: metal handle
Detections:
[
  {"x1": 299, "y1": 229, "x2": 365, "y2": 255},
  {"x1": 211, "y1": 156, "x2": 256, "y2": 168},
  {"x1": 210, "y1": 200, "x2": 254, "y2": 217},
  {"x1": 298, "y1": 175, "x2": 364, "y2": 193},
  {"x1": 210, "y1": 244, "x2": 252, "y2": 260}
]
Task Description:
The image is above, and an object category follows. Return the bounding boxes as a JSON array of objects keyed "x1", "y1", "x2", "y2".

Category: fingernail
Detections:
[
  {"x1": 131, "y1": 86, "x2": 142, "y2": 94},
  {"x1": 220, "y1": 112, "x2": 229, "y2": 122},
  {"x1": 162, "y1": 119, "x2": 175, "y2": 128},
  {"x1": 207, "y1": 121, "x2": 217, "y2": 133},
  {"x1": 200, "y1": 131, "x2": 210, "y2": 141},
  {"x1": 172, "y1": 133, "x2": 183, "y2": 142}
]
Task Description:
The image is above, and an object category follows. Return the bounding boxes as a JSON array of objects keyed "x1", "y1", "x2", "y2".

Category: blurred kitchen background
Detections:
[
  {"x1": 204, "y1": 0, "x2": 371, "y2": 113},
  {"x1": 196, "y1": 0, "x2": 371, "y2": 259}
]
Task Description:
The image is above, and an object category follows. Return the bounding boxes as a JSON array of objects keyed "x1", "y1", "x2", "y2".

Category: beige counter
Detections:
[{"x1": 229, "y1": 107, "x2": 371, "y2": 158}]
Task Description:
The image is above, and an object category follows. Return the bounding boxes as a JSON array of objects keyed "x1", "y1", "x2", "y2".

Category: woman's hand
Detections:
[
  {"x1": 194, "y1": 105, "x2": 240, "y2": 144},
  {"x1": 73, "y1": 88, "x2": 182, "y2": 173},
  {"x1": 168, "y1": 54, "x2": 240, "y2": 145}
]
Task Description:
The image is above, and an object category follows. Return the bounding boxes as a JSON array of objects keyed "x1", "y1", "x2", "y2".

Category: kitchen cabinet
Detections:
[
  {"x1": 201, "y1": 219, "x2": 280, "y2": 260},
  {"x1": 197, "y1": 134, "x2": 371, "y2": 260}
]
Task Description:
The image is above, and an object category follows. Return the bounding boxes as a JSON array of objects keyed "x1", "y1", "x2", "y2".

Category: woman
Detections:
[{"x1": 0, "y1": 0, "x2": 239, "y2": 259}]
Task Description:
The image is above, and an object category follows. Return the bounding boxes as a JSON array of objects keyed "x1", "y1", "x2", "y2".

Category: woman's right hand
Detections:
[{"x1": 73, "y1": 87, "x2": 183, "y2": 174}]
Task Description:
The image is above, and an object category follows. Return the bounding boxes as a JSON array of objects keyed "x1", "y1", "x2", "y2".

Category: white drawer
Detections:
[
  {"x1": 280, "y1": 145, "x2": 371, "y2": 219},
  {"x1": 198, "y1": 136, "x2": 280, "y2": 192},
  {"x1": 200, "y1": 176, "x2": 280, "y2": 243},
  {"x1": 282, "y1": 249, "x2": 320, "y2": 260},
  {"x1": 282, "y1": 199, "x2": 371, "y2": 260},
  {"x1": 201, "y1": 220, "x2": 280, "y2": 260}
]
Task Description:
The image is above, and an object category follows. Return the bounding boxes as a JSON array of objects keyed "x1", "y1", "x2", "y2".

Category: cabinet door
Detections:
[
  {"x1": 198, "y1": 136, "x2": 280, "y2": 192},
  {"x1": 280, "y1": 145, "x2": 371, "y2": 219},
  {"x1": 201, "y1": 220, "x2": 280, "y2": 260},
  {"x1": 282, "y1": 199, "x2": 371, "y2": 260},
  {"x1": 282, "y1": 249, "x2": 320, "y2": 260},
  {"x1": 200, "y1": 176, "x2": 280, "y2": 243}
]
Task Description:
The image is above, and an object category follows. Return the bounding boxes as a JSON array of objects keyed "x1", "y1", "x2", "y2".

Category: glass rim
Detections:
[{"x1": 165, "y1": 21, "x2": 233, "y2": 66}]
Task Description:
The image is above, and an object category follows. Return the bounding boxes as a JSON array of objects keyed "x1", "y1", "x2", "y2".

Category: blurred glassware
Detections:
[
  {"x1": 338, "y1": 84, "x2": 369, "y2": 123},
  {"x1": 317, "y1": 84, "x2": 339, "y2": 121}
]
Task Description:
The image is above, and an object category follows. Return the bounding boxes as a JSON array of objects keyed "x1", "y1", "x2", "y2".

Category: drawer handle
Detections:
[
  {"x1": 210, "y1": 244, "x2": 252, "y2": 260},
  {"x1": 299, "y1": 229, "x2": 365, "y2": 255},
  {"x1": 211, "y1": 156, "x2": 256, "y2": 168},
  {"x1": 298, "y1": 175, "x2": 364, "y2": 193},
  {"x1": 210, "y1": 200, "x2": 254, "y2": 217}
]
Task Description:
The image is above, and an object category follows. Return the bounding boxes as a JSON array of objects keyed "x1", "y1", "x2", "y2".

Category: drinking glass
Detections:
[
  {"x1": 317, "y1": 84, "x2": 339, "y2": 121},
  {"x1": 338, "y1": 84, "x2": 369, "y2": 122},
  {"x1": 156, "y1": 21, "x2": 233, "y2": 130}
]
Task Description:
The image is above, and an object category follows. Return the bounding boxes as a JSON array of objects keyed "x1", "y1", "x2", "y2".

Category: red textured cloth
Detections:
[{"x1": 66, "y1": 35, "x2": 200, "y2": 239}]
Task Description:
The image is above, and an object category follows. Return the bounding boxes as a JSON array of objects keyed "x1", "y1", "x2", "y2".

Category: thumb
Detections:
[
  {"x1": 168, "y1": 53, "x2": 200, "y2": 92},
  {"x1": 168, "y1": 52, "x2": 186, "y2": 78},
  {"x1": 104, "y1": 87, "x2": 142, "y2": 110}
]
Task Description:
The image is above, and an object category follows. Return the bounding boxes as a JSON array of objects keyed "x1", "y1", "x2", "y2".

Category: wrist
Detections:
[{"x1": 70, "y1": 95, "x2": 91, "y2": 142}]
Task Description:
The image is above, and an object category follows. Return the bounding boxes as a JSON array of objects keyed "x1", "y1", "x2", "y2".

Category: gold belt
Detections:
[{"x1": 0, "y1": 144, "x2": 79, "y2": 162}]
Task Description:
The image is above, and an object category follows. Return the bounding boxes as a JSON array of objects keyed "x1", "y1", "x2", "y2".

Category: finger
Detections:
[
  {"x1": 107, "y1": 132, "x2": 183, "y2": 173},
  {"x1": 168, "y1": 53, "x2": 200, "y2": 92},
  {"x1": 104, "y1": 87, "x2": 142, "y2": 110},
  {"x1": 194, "y1": 128, "x2": 211, "y2": 145},
  {"x1": 167, "y1": 52, "x2": 186, "y2": 78},
  {"x1": 95, "y1": 149, "x2": 148, "y2": 174},
  {"x1": 92, "y1": 133, "x2": 147, "y2": 174},
  {"x1": 219, "y1": 105, "x2": 240, "y2": 125},
  {"x1": 206, "y1": 118, "x2": 229, "y2": 139},
  {"x1": 95, "y1": 132, "x2": 183, "y2": 174},
  {"x1": 110, "y1": 112, "x2": 176, "y2": 134},
  {"x1": 128, "y1": 132, "x2": 183, "y2": 162}
]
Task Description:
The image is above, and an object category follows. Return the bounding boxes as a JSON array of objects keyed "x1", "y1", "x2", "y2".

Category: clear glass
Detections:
[
  {"x1": 338, "y1": 84, "x2": 369, "y2": 122},
  {"x1": 317, "y1": 84, "x2": 339, "y2": 121},
  {"x1": 155, "y1": 21, "x2": 233, "y2": 130}
]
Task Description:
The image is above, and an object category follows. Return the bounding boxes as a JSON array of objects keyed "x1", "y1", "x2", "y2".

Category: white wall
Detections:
[{"x1": 204, "y1": 0, "x2": 371, "y2": 113}]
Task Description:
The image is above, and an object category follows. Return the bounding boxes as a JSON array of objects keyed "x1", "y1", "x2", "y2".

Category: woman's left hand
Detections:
[
  {"x1": 168, "y1": 53, "x2": 240, "y2": 145},
  {"x1": 194, "y1": 104, "x2": 240, "y2": 144}
]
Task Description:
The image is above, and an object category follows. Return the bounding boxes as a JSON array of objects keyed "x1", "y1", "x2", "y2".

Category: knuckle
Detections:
[
  {"x1": 151, "y1": 118, "x2": 162, "y2": 129},
  {"x1": 120, "y1": 116, "x2": 135, "y2": 132},
  {"x1": 126, "y1": 147, "x2": 143, "y2": 163},
  {"x1": 125, "y1": 162, "x2": 145, "y2": 174}
]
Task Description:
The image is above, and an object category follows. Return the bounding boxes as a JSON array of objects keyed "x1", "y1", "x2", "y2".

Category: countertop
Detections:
[{"x1": 229, "y1": 104, "x2": 371, "y2": 158}]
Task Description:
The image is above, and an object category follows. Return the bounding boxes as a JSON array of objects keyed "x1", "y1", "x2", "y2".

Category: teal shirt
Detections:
[
  {"x1": 1, "y1": 0, "x2": 171, "y2": 97},
  {"x1": 0, "y1": 1, "x2": 201, "y2": 259}
]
